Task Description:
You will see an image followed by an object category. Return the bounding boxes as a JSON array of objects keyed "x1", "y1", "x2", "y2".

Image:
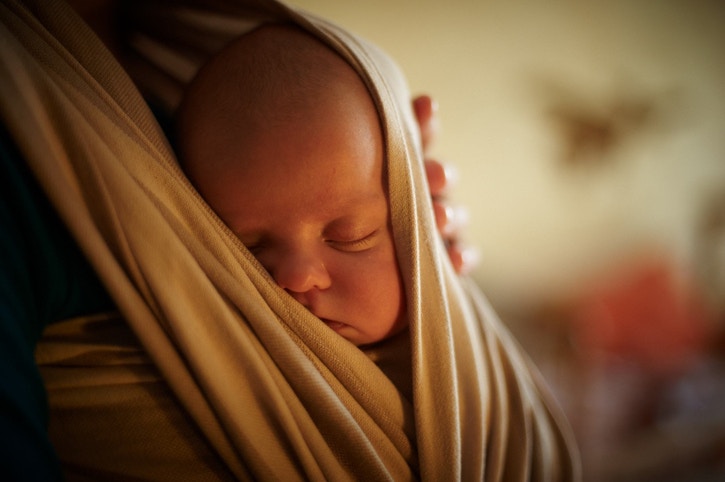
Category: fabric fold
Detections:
[{"x1": 1, "y1": 0, "x2": 580, "y2": 479}]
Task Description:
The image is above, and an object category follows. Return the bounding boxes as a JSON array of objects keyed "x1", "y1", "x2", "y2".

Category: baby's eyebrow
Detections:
[
  {"x1": 328, "y1": 198, "x2": 388, "y2": 222},
  {"x1": 332, "y1": 189, "x2": 388, "y2": 210},
  {"x1": 324, "y1": 218, "x2": 370, "y2": 233}
]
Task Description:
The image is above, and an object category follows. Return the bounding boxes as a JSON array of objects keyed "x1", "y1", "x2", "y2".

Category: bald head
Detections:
[{"x1": 176, "y1": 24, "x2": 375, "y2": 177}]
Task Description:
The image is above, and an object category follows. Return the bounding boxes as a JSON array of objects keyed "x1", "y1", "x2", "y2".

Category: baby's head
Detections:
[{"x1": 176, "y1": 24, "x2": 407, "y2": 346}]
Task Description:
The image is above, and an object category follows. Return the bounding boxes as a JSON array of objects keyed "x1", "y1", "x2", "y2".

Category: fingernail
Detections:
[{"x1": 443, "y1": 163, "x2": 458, "y2": 187}]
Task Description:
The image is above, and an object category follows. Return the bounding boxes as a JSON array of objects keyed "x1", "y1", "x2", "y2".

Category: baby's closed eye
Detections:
[{"x1": 325, "y1": 228, "x2": 381, "y2": 252}]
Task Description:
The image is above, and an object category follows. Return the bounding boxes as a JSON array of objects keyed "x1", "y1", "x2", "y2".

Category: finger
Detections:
[
  {"x1": 412, "y1": 94, "x2": 439, "y2": 152},
  {"x1": 433, "y1": 201, "x2": 468, "y2": 238},
  {"x1": 433, "y1": 201, "x2": 451, "y2": 234},
  {"x1": 447, "y1": 242, "x2": 480, "y2": 275},
  {"x1": 426, "y1": 159, "x2": 448, "y2": 197},
  {"x1": 425, "y1": 159, "x2": 457, "y2": 198}
]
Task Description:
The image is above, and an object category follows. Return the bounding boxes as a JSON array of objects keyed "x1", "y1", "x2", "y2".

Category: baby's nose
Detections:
[{"x1": 271, "y1": 250, "x2": 331, "y2": 294}]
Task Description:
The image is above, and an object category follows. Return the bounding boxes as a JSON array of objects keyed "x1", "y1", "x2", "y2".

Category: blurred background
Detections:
[{"x1": 290, "y1": 0, "x2": 725, "y2": 480}]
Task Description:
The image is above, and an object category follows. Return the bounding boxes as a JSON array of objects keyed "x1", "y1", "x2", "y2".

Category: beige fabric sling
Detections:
[{"x1": 0, "y1": 0, "x2": 580, "y2": 479}]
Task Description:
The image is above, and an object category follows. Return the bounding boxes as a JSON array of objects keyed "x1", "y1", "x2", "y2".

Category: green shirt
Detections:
[{"x1": 0, "y1": 125, "x2": 114, "y2": 480}]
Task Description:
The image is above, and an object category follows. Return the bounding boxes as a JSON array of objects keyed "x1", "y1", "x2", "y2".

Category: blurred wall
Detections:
[{"x1": 289, "y1": 0, "x2": 725, "y2": 316}]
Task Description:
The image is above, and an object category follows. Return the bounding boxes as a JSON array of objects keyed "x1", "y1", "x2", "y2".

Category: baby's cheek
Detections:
[
  {"x1": 365, "y1": 252, "x2": 405, "y2": 306},
  {"x1": 334, "y1": 250, "x2": 400, "y2": 294}
]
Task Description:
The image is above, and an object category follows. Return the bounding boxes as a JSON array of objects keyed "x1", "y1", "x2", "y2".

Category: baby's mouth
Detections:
[{"x1": 321, "y1": 318, "x2": 346, "y2": 332}]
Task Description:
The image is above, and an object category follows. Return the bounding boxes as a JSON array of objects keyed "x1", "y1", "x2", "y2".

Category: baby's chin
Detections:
[{"x1": 330, "y1": 321, "x2": 409, "y2": 348}]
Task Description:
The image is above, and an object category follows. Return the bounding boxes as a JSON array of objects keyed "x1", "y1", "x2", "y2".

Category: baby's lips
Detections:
[{"x1": 321, "y1": 318, "x2": 346, "y2": 332}]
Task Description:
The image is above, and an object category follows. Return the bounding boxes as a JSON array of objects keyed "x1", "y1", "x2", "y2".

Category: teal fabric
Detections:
[{"x1": 0, "y1": 124, "x2": 114, "y2": 480}]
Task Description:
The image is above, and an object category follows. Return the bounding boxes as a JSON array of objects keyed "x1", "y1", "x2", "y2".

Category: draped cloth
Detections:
[{"x1": 0, "y1": 0, "x2": 580, "y2": 480}]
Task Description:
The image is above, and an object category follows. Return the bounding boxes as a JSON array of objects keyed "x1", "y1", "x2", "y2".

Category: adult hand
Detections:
[{"x1": 413, "y1": 95, "x2": 479, "y2": 275}]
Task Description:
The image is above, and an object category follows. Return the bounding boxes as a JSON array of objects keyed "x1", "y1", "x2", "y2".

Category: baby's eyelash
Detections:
[{"x1": 328, "y1": 230, "x2": 379, "y2": 251}]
